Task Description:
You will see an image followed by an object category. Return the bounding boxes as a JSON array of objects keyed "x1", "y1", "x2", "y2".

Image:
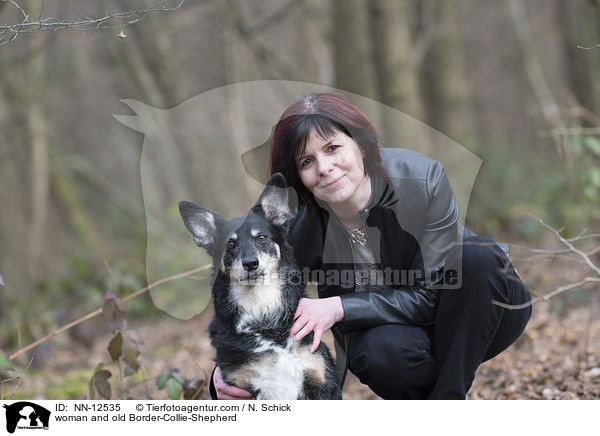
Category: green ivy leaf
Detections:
[
  {"x1": 171, "y1": 371, "x2": 184, "y2": 386},
  {"x1": 157, "y1": 372, "x2": 169, "y2": 390},
  {"x1": 107, "y1": 332, "x2": 123, "y2": 361},
  {"x1": 166, "y1": 377, "x2": 183, "y2": 400},
  {"x1": 93, "y1": 369, "x2": 112, "y2": 400},
  {"x1": 0, "y1": 349, "x2": 12, "y2": 370}
]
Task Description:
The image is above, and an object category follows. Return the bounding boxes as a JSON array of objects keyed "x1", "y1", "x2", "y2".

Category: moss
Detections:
[
  {"x1": 43, "y1": 369, "x2": 94, "y2": 399},
  {"x1": 6, "y1": 390, "x2": 35, "y2": 400}
]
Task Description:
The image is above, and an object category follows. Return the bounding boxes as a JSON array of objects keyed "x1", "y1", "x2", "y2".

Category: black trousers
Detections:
[{"x1": 347, "y1": 236, "x2": 532, "y2": 399}]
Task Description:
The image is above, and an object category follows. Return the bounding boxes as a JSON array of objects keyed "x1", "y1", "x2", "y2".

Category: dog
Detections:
[{"x1": 179, "y1": 173, "x2": 341, "y2": 400}]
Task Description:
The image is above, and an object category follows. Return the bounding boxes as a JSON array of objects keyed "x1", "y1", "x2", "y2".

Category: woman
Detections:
[{"x1": 212, "y1": 92, "x2": 531, "y2": 400}]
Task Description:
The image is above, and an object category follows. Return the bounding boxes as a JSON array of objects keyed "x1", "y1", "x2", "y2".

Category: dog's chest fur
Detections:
[
  {"x1": 226, "y1": 335, "x2": 326, "y2": 400},
  {"x1": 230, "y1": 280, "x2": 283, "y2": 326},
  {"x1": 215, "y1": 280, "x2": 327, "y2": 400}
]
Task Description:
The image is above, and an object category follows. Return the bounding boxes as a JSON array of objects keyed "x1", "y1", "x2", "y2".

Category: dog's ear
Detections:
[
  {"x1": 257, "y1": 173, "x2": 296, "y2": 226},
  {"x1": 179, "y1": 201, "x2": 224, "y2": 252}
]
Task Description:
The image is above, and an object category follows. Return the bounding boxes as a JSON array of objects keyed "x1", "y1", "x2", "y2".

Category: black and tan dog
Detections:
[{"x1": 179, "y1": 174, "x2": 341, "y2": 399}]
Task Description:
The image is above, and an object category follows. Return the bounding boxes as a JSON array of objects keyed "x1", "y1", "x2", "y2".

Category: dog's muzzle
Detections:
[{"x1": 242, "y1": 256, "x2": 259, "y2": 271}]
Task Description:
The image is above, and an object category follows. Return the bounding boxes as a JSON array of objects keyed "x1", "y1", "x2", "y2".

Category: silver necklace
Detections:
[{"x1": 348, "y1": 224, "x2": 367, "y2": 246}]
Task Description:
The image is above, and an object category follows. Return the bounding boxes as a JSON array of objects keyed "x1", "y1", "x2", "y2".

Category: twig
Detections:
[
  {"x1": 182, "y1": 343, "x2": 208, "y2": 399},
  {"x1": 6, "y1": 0, "x2": 28, "y2": 21},
  {"x1": 0, "y1": 0, "x2": 184, "y2": 45},
  {"x1": 564, "y1": 106, "x2": 600, "y2": 126},
  {"x1": 493, "y1": 214, "x2": 600, "y2": 310},
  {"x1": 568, "y1": 233, "x2": 600, "y2": 242},
  {"x1": 8, "y1": 357, "x2": 33, "y2": 400},
  {"x1": 508, "y1": 0, "x2": 567, "y2": 156},
  {"x1": 577, "y1": 43, "x2": 600, "y2": 50},
  {"x1": 577, "y1": 295, "x2": 597, "y2": 379},
  {"x1": 8, "y1": 264, "x2": 211, "y2": 362},
  {"x1": 541, "y1": 126, "x2": 600, "y2": 137},
  {"x1": 528, "y1": 213, "x2": 600, "y2": 277},
  {"x1": 506, "y1": 243, "x2": 600, "y2": 263},
  {"x1": 492, "y1": 277, "x2": 600, "y2": 310}
]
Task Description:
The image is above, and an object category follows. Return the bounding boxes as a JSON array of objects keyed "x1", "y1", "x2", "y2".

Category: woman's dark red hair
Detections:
[{"x1": 269, "y1": 92, "x2": 384, "y2": 208}]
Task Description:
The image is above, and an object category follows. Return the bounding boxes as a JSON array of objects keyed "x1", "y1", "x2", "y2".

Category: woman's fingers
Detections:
[
  {"x1": 217, "y1": 373, "x2": 254, "y2": 397},
  {"x1": 294, "y1": 298, "x2": 306, "y2": 319},
  {"x1": 214, "y1": 366, "x2": 254, "y2": 399},
  {"x1": 220, "y1": 384, "x2": 254, "y2": 399},
  {"x1": 290, "y1": 298, "x2": 338, "y2": 348},
  {"x1": 310, "y1": 328, "x2": 323, "y2": 353},
  {"x1": 290, "y1": 314, "x2": 308, "y2": 336},
  {"x1": 293, "y1": 320, "x2": 314, "y2": 342}
]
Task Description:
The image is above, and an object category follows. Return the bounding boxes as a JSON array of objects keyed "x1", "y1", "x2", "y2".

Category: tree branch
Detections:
[
  {"x1": 493, "y1": 277, "x2": 600, "y2": 310},
  {"x1": 8, "y1": 264, "x2": 210, "y2": 362},
  {"x1": 493, "y1": 214, "x2": 600, "y2": 310},
  {"x1": 0, "y1": 0, "x2": 184, "y2": 45},
  {"x1": 528, "y1": 213, "x2": 600, "y2": 277}
]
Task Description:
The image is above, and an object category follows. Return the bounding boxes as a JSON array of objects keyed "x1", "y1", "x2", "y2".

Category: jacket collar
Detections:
[{"x1": 313, "y1": 174, "x2": 394, "y2": 218}]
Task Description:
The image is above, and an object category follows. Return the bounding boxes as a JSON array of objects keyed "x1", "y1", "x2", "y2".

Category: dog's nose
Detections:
[{"x1": 242, "y1": 257, "x2": 259, "y2": 271}]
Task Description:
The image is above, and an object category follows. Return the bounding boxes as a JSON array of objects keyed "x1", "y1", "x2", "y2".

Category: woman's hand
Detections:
[
  {"x1": 214, "y1": 366, "x2": 255, "y2": 400},
  {"x1": 290, "y1": 297, "x2": 344, "y2": 352}
]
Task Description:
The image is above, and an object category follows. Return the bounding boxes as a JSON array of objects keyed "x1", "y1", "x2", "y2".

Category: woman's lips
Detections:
[{"x1": 322, "y1": 175, "x2": 344, "y2": 190}]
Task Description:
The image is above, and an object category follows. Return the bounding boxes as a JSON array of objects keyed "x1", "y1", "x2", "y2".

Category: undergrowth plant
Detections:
[
  {"x1": 89, "y1": 290, "x2": 206, "y2": 400},
  {"x1": 89, "y1": 290, "x2": 142, "y2": 400}
]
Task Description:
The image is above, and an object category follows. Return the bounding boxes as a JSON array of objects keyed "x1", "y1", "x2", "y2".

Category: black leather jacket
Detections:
[{"x1": 289, "y1": 148, "x2": 468, "y2": 385}]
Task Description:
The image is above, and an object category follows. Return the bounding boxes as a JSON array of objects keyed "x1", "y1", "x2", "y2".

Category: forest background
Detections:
[{"x1": 0, "y1": 0, "x2": 599, "y2": 400}]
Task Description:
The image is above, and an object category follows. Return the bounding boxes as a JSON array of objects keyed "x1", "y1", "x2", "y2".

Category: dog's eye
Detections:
[
  {"x1": 256, "y1": 234, "x2": 267, "y2": 243},
  {"x1": 227, "y1": 240, "x2": 236, "y2": 249}
]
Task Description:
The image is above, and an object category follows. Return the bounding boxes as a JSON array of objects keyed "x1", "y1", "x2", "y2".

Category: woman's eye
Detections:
[
  {"x1": 327, "y1": 144, "x2": 340, "y2": 152},
  {"x1": 227, "y1": 240, "x2": 236, "y2": 249},
  {"x1": 299, "y1": 158, "x2": 312, "y2": 169},
  {"x1": 256, "y1": 234, "x2": 267, "y2": 242}
]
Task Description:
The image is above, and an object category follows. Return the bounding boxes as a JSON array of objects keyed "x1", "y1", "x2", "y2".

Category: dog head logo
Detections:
[
  {"x1": 3, "y1": 402, "x2": 50, "y2": 433},
  {"x1": 113, "y1": 81, "x2": 480, "y2": 317}
]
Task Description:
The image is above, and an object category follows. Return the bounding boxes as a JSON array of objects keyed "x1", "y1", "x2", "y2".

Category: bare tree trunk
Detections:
[
  {"x1": 556, "y1": 0, "x2": 596, "y2": 119},
  {"x1": 332, "y1": 0, "x2": 377, "y2": 98},
  {"x1": 369, "y1": 0, "x2": 422, "y2": 119},
  {"x1": 26, "y1": 25, "x2": 49, "y2": 282},
  {"x1": 458, "y1": 0, "x2": 540, "y2": 152},
  {"x1": 292, "y1": 0, "x2": 334, "y2": 84},
  {"x1": 0, "y1": 85, "x2": 31, "y2": 323},
  {"x1": 508, "y1": 0, "x2": 567, "y2": 155},
  {"x1": 51, "y1": 165, "x2": 102, "y2": 251},
  {"x1": 114, "y1": 16, "x2": 191, "y2": 207},
  {"x1": 416, "y1": 0, "x2": 472, "y2": 142},
  {"x1": 222, "y1": 5, "x2": 257, "y2": 201}
]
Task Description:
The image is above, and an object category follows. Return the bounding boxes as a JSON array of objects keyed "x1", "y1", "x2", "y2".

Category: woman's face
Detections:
[{"x1": 297, "y1": 129, "x2": 370, "y2": 209}]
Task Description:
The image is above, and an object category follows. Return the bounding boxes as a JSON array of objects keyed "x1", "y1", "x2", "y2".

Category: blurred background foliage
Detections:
[{"x1": 0, "y1": 0, "x2": 599, "y2": 369}]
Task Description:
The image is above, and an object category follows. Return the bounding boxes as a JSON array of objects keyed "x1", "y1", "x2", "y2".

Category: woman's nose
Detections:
[{"x1": 316, "y1": 156, "x2": 334, "y2": 176}]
